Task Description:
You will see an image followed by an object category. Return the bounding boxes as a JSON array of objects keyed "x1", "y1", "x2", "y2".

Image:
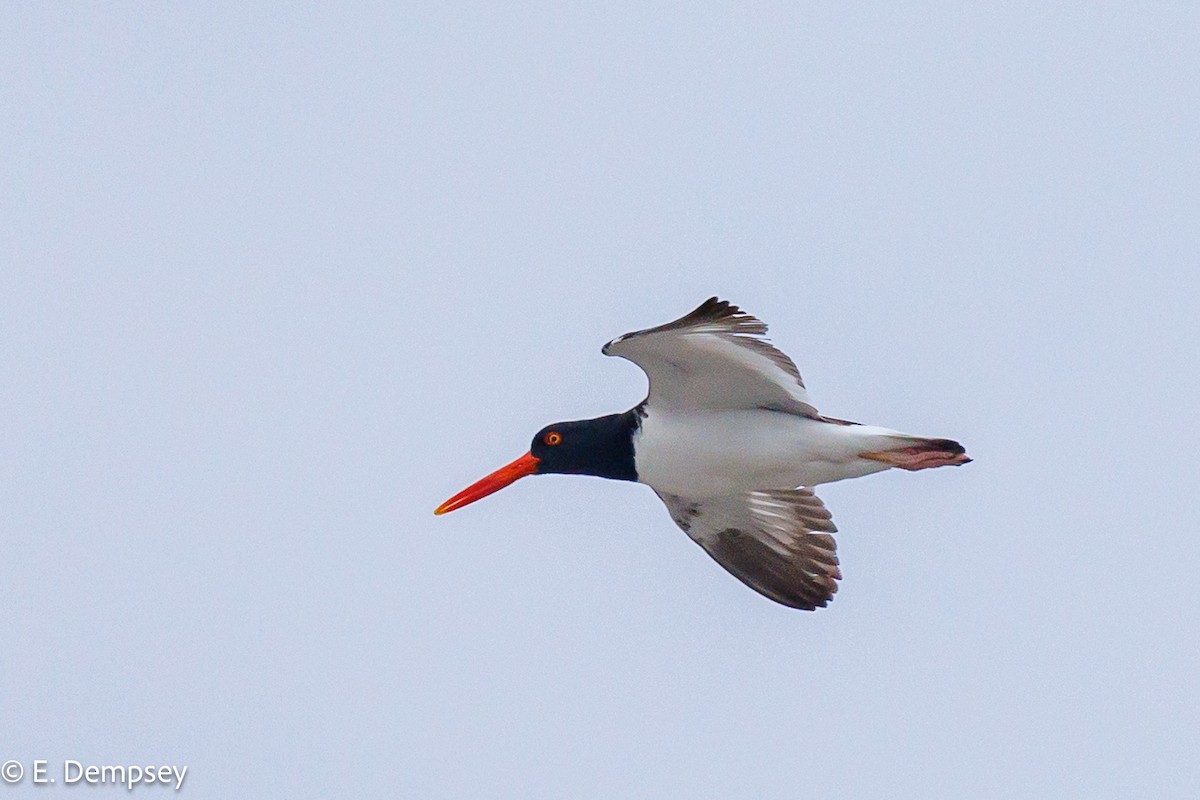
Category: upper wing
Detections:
[
  {"x1": 602, "y1": 297, "x2": 818, "y2": 416},
  {"x1": 657, "y1": 488, "x2": 842, "y2": 610}
]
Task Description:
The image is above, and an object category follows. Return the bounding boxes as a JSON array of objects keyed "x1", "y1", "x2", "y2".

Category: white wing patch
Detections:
[
  {"x1": 656, "y1": 488, "x2": 841, "y2": 611},
  {"x1": 603, "y1": 297, "x2": 818, "y2": 416}
]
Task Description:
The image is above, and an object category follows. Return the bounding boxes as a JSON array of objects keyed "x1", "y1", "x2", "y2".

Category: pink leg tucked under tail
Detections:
[{"x1": 860, "y1": 438, "x2": 971, "y2": 471}]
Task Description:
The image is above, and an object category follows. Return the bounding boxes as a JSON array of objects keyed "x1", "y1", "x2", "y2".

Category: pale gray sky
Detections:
[{"x1": 2, "y1": 3, "x2": 1198, "y2": 798}]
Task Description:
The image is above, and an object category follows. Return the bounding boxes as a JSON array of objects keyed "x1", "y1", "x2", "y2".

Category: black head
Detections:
[
  {"x1": 530, "y1": 412, "x2": 639, "y2": 482},
  {"x1": 435, "y1": 409, "x2": 640, "y2": 515}
]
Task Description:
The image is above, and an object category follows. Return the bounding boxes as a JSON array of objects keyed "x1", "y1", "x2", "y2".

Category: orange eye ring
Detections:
[{"x1": 544, "y1": 431, "x2": 562, "y2": 446}]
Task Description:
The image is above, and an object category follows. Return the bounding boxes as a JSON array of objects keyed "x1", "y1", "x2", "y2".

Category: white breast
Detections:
[{"x1": 632, "y1": 409, "x2": 904, "y2": 496}]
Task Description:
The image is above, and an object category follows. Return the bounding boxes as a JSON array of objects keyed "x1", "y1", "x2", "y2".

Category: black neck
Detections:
[{"x1": 584, "y1": 409, "x2": 640, "y2": 482}]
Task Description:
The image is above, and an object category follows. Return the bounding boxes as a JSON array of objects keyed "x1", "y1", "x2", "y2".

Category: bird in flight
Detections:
[{"x1": 436, "y1": 298, "x2": 969, "y2": 610}]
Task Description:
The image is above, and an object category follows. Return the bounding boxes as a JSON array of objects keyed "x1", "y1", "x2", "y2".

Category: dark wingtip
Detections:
[{"x1": 694, "y1": 296, "x2": 730, "y2": 317}]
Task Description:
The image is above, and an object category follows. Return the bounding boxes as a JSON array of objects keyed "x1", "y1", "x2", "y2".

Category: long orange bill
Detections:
[{"x1": 434, "y1": 452, "x2": 541, "y2": 515}]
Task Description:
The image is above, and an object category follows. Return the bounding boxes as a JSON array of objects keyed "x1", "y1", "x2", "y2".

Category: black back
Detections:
[{"x1": 530, "y1": 410, "x2": 639, "y2": 481}]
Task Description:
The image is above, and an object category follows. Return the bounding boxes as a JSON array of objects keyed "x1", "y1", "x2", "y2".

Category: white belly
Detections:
[{"x1": 633, "y1": 409, "x2": 905, "y2": 496}]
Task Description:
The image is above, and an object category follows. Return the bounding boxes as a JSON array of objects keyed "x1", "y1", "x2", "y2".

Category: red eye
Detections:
[{"x1": 544, "y1": 431, "x2": 562, "y2": 446}]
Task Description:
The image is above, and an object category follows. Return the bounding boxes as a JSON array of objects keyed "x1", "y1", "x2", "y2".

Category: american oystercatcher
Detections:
[{"x1": 436, "y1": 298, "x2": 969, "y2": 610}]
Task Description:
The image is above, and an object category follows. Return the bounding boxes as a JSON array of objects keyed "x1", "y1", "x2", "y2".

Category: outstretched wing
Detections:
[
  {"x1": 657, "y1": 488, "x2": 842, "y2": 611},
  {"x1": 602, "y1": 297, "x2": 818, "y2": 416}
]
